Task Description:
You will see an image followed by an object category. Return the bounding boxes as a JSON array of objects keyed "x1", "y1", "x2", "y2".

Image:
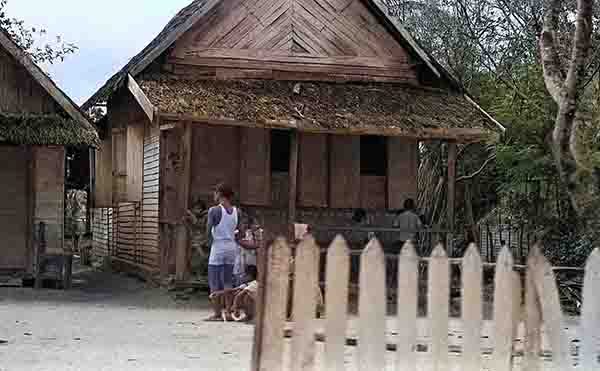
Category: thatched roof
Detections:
[
  {"x1": 82, "y1": 0, "x2": 463, "y2": 112},
  {"x1": 0, "y1": 113, "x2": 100, "y2": 146},
  {"x1": 140, "y1": 78, "x2": 498, "y2": 137}
]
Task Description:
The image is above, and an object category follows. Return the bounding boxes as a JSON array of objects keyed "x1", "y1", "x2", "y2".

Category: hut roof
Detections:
[
  {"x1": 0, "y1": 113, "x2": 100, "y2": 146},
  {"x1": 81, "y1": 0, "x2": 504, "y2": 135},
  {"x1": 142, "y1": 78, "x2": 498, "y2": 140},
  {"x1": 0, "y1": 30, "x2": 98, "y2": 145}
]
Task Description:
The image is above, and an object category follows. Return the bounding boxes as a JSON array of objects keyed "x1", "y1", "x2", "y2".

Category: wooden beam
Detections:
[
  {"x1": 288, "y1": 130, "x2": 299, "y2": 239},
  {"x1": 127, "y1": 75, "x2": 155, "y2": 123},
  {"x1": 447, "y1": 142, "x2": 457, "y2": 255},
  {"x1": 175, "y1": 124, "x2": 192, "y2": 281},
  {"x1": 158, "y1": 113, "x2": 494, "y2": 143}
]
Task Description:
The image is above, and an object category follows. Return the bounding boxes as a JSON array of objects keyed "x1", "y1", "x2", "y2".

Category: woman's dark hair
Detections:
[
  {"x1": 216, "y1": 183, "x2": 235, "y2": 200},
  {"x1": 403, "y1": 198, "x2": 416, "y2": 211}
]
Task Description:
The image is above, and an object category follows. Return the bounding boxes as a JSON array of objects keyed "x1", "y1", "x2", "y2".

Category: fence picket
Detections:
[
  {"x1": 395, "y1": 241, "x2": 418, "y2": 371},
  {"x1": 358, "y1": 238, "x2": 386, "y2": 371},
  {"x1": 512, "y1": 271, "x2": 522, "y2": 340},
  {"x1": 491, "y1": 246, "x2": 515, "y2": 371},
  {"x1": 462, "y1": 243, "x2": 483, "y2": 371},
  {"x1": 291, "y1": 236, "x2": 319, "y2": 371},
  {"x1": 524, "y1": 247, "x2": 542, "y2": 371},
  {"x1": 582, "y1": 248, "x2": 600, "y2": 371},
  {"x1": 259, "y1": 238, "x2": 291, "y2": 371},
  {"x1": 325, "y1": 236, "x2": 350, "y2": 371},
  {"x1": 428, "y1": 244, "x2": 449, "y2": 371},
  {"x1": 533, "y1": 249, "x2": 572, "y2": 371}
]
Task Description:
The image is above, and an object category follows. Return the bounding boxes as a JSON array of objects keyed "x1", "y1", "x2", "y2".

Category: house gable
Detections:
[
  {"x1": 0, "y1": 44, "x2": 62, "y2": 114},
  {"x1": 161, "y1": 0, "x2": 421, "y2": 84}
]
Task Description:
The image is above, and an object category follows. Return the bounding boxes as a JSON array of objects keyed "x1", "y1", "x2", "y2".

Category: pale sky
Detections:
[{"x1": 6, "y1": 0, "x2": 192, "y2": 104}]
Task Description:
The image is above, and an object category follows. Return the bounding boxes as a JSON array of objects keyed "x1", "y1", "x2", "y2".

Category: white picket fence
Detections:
[{"x1": 252, "y1": 235, "x2": 600, "y2": 371}]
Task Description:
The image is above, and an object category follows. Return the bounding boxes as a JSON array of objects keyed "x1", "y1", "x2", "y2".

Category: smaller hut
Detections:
[{"x1": 0, "y1": 29, "x2": 98, "y2": 280}]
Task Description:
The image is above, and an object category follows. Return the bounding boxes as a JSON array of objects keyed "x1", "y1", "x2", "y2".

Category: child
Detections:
[{"x1": 209, "y1": 265, "x2": 258, "y2": 322}]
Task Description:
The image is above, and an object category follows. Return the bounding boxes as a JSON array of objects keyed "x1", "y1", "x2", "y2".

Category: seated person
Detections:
[{"x1": 208, "y1": 265, "x2": 258, "y2": 322}]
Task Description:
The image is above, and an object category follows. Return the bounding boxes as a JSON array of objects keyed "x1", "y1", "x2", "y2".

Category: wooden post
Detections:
[
  {"x1": 175, "y1": 123, "x2": 192, "y2": 281},
  {"x1": 175, "y1": 224, "x2": 188, "y2": 282},
  {"x1": 252, "y1": 240, "x2": 269, "y2": 371},
  {"x1": 446, "y1": 142, "x2": 457, "y2": 255},
  {"x1": 288, "y1": 130, "x2": 299, "y2": 240},
  {"x1": 34, "y1": 222, "x2": 46, "y2": 289},
  {"x1": 63, "y1": 242, "x2": 73, "y2": 290}
]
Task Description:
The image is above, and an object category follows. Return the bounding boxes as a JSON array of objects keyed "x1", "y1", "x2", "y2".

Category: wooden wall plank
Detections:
[
  {"x1": 190, "y1": 125, "x2": 240, "y2": 204},
  {"x1": 324, "y1": 236, "x2": 349, "y2": 371},
  {"x1": 95, "y1": 136, "x2": 113, "y2": 207},
  {"x1": 0, "y1": 146, "x2": 28, "y2": 269},
  {"x1": 387, "y1": 138, "x2": 418, "y2": 210},
  {"x1": 32, "y1": 146, "x2": 65, "y2": 254},
  {"x1": 358, "y1": 239, "x2": 386, "y2": 371},
  {"x1": 298, "y1": 133, "x2": 328, "y2": 207},
  {"x1": 159, "y1": 127, "x2": 181, "y2": 224},
  {"x1": 240, "y1": 128, "x2": 271, "y2": 206},
  {"x1": 329, "y1": 135, "x2": 360, "y2": 209},
  {"x1": 360, "y1": 175, "x2": 386, "y2": 209},
  {"x1": 126, "y1": 121, "x2": 144, "y2": 202}
]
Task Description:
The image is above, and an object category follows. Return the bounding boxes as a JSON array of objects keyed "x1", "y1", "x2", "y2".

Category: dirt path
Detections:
[{"x1": 0, "y1": 266, "x2": 254, "y2": 371}]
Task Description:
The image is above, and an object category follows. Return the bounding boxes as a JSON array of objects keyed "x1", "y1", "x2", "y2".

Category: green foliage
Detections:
[{"x1": 0, "y1": 0, "x2": 77, "y2": 64}]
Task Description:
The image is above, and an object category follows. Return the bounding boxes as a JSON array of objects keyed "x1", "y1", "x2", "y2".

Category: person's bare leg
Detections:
[{"x1": 206, "y1": 292, "x2": 224, "y2": 321}]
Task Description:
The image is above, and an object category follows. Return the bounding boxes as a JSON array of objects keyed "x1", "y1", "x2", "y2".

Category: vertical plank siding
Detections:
[
  {"x1": 90, "y1": 132, "x2": 159, "y2": 274},
  {"x1": 254, "y1": 236, "x2": 595, "y2": 371},
  {"x1": 141, "y1": 131, "x2": 160, "y2": 269}
]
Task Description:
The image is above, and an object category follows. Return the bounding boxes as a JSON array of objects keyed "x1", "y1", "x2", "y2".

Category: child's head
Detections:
[
  {"x1": 246, "y1": 265, "x2": 258, "y2": 281},
  {"x1": 214, "y1": 183, "x2": 235, "y2": 203}
]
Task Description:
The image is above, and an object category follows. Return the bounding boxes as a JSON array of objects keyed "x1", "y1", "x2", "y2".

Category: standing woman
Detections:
[{"x1": 205, "y1": 183, "x2": 241, "y2": 321}]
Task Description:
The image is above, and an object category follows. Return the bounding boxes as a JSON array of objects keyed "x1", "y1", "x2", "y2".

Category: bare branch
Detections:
[{"x1": 457, "y1": 155, "x2": 496, "y2": 182}]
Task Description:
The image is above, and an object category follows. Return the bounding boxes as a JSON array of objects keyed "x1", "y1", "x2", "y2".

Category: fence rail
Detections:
[{"x1": 252, "y1": 235, "x2": 600, "y2": 371}]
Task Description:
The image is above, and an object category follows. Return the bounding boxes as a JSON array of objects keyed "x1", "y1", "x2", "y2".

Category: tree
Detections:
[
  {"x1": 540, "y1": 0, "x2": 599, "y2": 218},
  {"x1": 0, "y1": 0, "x2": 76, "y2": 64}
]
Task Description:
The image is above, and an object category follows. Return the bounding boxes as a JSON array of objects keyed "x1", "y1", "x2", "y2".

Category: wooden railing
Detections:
[{"x1": 252, "y1": 235, "x2": 600, "y2": 371}]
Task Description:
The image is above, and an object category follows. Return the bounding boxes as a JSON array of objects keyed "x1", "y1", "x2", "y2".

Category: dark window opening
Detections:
[
  {"x1": 270, "y1": 130, "x2": 291, "y2": 172},
  {"x1": 360, "y1": 135, "x2": 387, "y2": 176}
]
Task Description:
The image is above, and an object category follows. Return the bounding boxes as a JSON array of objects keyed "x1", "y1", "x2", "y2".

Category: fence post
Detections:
[
  {"x1": 358, "y1": 239, "x2": 386, "y2": 371},
  {"x1": 396, "y1": 241, "x2": 418, "y2": 371},
  {"x1": 290, "y1": 236, "x2": 319, "y2": 371},
  {"x1": 581, "y1": 248, "x2": 600, "y2": 370},
  {"x1": 325, "y1": 236, "x2": 350, "y2": 371},
  {"x1": 462, "y1": 244, "x2": 483, "y2": 371},
  {"x1": 428, "y1": 244, "x2": 449, "y2": 371},
  {"x1": 491, "y1": 246, "x2": 515, "y2": 371}
]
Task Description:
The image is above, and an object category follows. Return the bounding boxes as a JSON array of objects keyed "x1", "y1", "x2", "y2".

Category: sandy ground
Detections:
[
  {"x1": 0, "y1": 263, "x2": 583, "y2": 371},
  {"x1": 0, "y1": 265, "x2": 254, "y2": 371}
]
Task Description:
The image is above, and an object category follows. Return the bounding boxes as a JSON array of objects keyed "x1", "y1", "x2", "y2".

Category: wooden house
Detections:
[
  {"x1": 0, "y1": 30, "x2": 98, "y2": 277},
  {"x1": 83, "y1": 0, "x2": 503, "y2": 280}
]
